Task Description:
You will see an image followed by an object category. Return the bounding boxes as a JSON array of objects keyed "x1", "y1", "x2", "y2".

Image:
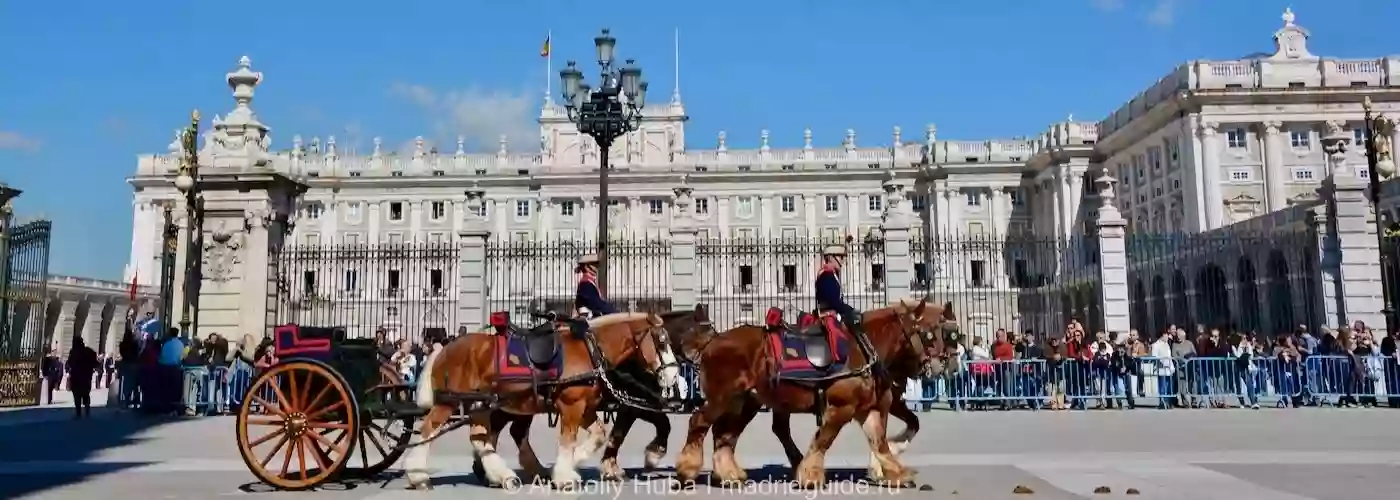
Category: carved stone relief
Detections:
[{"x1": 202, "y1": 220, "x2": 246, "y2": 283}]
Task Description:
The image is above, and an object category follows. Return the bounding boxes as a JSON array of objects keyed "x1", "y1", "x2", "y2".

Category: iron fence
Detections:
[
  {"x1": 271, "y1": 243, "x2": 459, "y2": 344},
  {"x1": 485, "y1": 237, "x2": 673, "y2": 320},
  {"x1": 913, "y1": 234, "x2": 1102, "y2": 343},
  {"x1": 0, "y1": 219, "x2": 51, "y2": 407},
  {"x1": 1125, "y1": 227, "x2": 1322, "y2": 339},
  {"x1": 694, "y1": 236, "x2": 886, "y2": 328}
]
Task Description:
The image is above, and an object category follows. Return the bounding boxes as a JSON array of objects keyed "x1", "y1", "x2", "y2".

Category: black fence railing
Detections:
[
  {"x1": 271, "y1": 243, "x2": 460, "y2": 344},
  {"x1": 1125, "y1": 227, "x2": 1322, "y2": 339},
  {"x1": 913, "y1": 234, "x2": 1103, "y2": 344},
  {"x1": 485, "y1": 238, "x2": 673, "y2": 320},
  {"x1": 694, "y1": 236, "x2": 887, "y2": 328}
]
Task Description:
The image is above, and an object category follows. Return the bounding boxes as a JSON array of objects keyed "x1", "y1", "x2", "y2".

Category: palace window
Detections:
[
  {"x1": 1355, "y1": 127, "x2": 1370, "y2": 147},
  {"x1": 561, "y1": 200, "x2": 576, "y2": 217},
  {"x1": 388, "y1": 202, "x2": 404, "y2": 221},
  {"x1": 306, "y1": 204, "x2": 324, "y2": 220},
  {"x1": 429, "y1": 269, "x2": 444, "y2": 296},
  {"x1": 430, "y1": 201, "x2": 445, "y2": 220},
  {"x1": 695, "y1": 198, "x2": 709, "y2": 214},
  {"x1": 1227, "y1": 128, "x2": 1248, "y2": 149},
  {"x1": 911, "y1": 195, "x2": 927, "y2": 212},
  {"x1": 781, "y1": 196, "x2": 795, "y2": 213},
  {"x1": 965, "y1": 191, "x2": 981, "y2": 207},
  {"x1": 736, "y1": 197, "x2": 755, "y2": 218},
  {"x1": 1291, "y1": 167, "x2": 1317, "y2": 181},
  {"x1": 343, "y1": 269, "x2": 359, "y2": 291},
  {"x1": 1229, "y1": 168, "x2": 1253, "y2": 182},
  {"x1": 867, "y1": 195, "x2": 882, "y2": 212},
  {"x1": 515, "y1": 200, "x2": 531, "y2": 218},
  {"x1": 649, "y1": 199, "x2": 664, "y2": 215},
  {"x1": 824, "y1": 196, "x2": 839, "y2": 213},
  {"x1": 302, "y1": 270, "x2": 317, "y2": 296},
  {"x1": 1290, "y1": 130, "x2": 1311, "y2": 149},
  {"x1": 781, "y1": 265, "x2": 798, "y2": 292}
]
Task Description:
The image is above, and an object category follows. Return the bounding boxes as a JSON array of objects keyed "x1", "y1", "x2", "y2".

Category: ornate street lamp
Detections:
[
  {"x1": 173, "y1": 110, "x2": 204, "y2": 339},
  {"x1": 1363, "y1": 97, "x2": 1397, "y2": 334},
  {"x1": 558, "y1": 28, "x2": 648, "y2": 294}
]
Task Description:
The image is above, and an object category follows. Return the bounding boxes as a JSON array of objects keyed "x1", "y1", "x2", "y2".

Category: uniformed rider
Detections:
[
  {"x1": 815, "y1": 245, "x2": 864, "y2": 339},
  {"x1": 573, "y1": 253, "x2": 616, "y2": 337}
]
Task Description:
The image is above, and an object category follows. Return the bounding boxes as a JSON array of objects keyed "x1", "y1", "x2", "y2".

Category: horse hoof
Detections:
[
  {"x1": 500, "y1": 477, "x2": 523, "y2": 492},
  {"x1": 919, "y1": 484, "x2": 935, "y2": 491},
  {"x1": 407, "y1": 481, "x2": 434, "y2": 491}
]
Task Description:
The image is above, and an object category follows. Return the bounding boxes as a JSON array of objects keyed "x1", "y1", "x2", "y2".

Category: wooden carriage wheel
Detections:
[
  {"x1": 235, "y1": 360, "x2": 359, "y2": 491},
  {"x1": 339, "y1": 363, "x2": 415, "y2": 479}
]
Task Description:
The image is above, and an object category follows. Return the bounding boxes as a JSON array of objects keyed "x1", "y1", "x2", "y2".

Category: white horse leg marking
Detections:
[
  {"x1": 552, "y1": 430, "x2": 583, "y2": 485},
  {"x1": 403, "y1": 422, "x2": 434, "y2": 487},
  {"x1": 471, "y1": 419, "x2": 519, "y2": 487},
  {"x1": 573, "y1": 419, "x2": 608, "y2": 462}
]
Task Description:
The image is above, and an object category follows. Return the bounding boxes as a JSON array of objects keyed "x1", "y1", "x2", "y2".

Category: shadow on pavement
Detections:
[{"x1": 0, "y1": 403, "x2": 183, "y2": 499}]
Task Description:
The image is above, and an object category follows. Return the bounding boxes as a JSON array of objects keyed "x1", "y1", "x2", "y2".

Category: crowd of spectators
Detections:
[
  {"x1": 910, "y1": 319, "x2": 1400, "y2": 411},
  {"x1": 41, "y1": 315, "x2": 1400, "y2": 417}
]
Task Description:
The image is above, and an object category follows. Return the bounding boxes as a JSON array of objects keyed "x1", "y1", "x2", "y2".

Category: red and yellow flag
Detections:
[{"x1": 540, "y1": 35, "x2": 551, "y2": 58}]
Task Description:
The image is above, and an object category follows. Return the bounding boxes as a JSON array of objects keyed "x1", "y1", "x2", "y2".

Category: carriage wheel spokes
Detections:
[
  {"x1": 340, "y1": 364, "x2": 415, "y2": 479},
  {"x1": 236, "y1": 360, "x2": 359, "y2": 491}
]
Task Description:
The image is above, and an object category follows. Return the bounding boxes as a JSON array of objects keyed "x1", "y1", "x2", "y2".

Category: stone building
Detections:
[{"x1": 125, "y1": 8, "x2": 1399, "y2": 342}]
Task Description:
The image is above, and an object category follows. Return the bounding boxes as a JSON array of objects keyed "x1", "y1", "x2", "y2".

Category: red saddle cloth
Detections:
[
  {"x1": 488, "y1": 311, "x2": 561, "y2": 381},
  {"x1": 763, "y1": 308, "x2": 850, "y2": 377}
]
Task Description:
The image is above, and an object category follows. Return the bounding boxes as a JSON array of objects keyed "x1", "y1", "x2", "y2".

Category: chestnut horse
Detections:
[
  {"x1": 770, "y1": 298, "x2": 958, "y2": 479},
  {"x1": 489, "y1": 308, "x2": 715, "y2": 482},
  {"x1": 403, "y1": 312, "x2": 679, "y2": 490},
  {"x1": 676, "y1": 301, "x2": 925, "y2": 488}
]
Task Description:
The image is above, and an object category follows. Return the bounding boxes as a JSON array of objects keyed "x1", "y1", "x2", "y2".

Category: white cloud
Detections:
[
  {"x1": 1089, "y1": 0, "x2": 1177, "y2": 27},
  {"x1": 0, "y1": 130, "x2": 41, "y2": 152},
  {"x1": 389, "y1": 83, "x2": 538, "y2": 153},
  {"x1": 1146, "y1": 0, "x2": 1177, "y2": 27}
]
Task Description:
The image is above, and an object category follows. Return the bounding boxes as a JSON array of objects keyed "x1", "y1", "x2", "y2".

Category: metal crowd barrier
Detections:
[
  {"x1": 902, "y1": 355, "x2": 1400, "y2": 410},
  {"x1": 111, "y1": 354, "x2": 1399, "y2": 416}
]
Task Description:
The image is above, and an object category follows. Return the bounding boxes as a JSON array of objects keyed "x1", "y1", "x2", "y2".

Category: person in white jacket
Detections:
[{"x1": 1150, "y1": 333, "x2": 1177, "y2": 409}]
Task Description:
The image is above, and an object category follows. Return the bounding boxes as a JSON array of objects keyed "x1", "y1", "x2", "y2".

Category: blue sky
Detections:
[{"x1": 1, "y1": 0, "x2": 1397, "y2": 281}]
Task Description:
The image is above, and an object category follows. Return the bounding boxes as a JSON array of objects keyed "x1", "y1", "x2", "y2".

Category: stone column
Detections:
[
  {"x1": 54, "y1": 299, "x2": 80, "y2": 356},
  {"x1": 580, "y1": 196, "x2": 597, "y2": 241},
  {"x1": 1318, "y1": 129, "x2": 1385, "y2": 327},
  {"x1": 881, "y1": 179, "x2": 913, "y2": 302},
  {"x1": 82, "y1": 304, "x2": 105, "y2": 352},
  {"x1": 106, "y1": 303, "x2": 131, "y2": 355},
  {"x1": 1094, "y1": 172, "x2": 1132, "y2": 336},
  {"x1": 368, "y1": 202, "x2": 382, "y2": 244},
  {"x1": 458, "y1": 190, "x2": 492, "y2": 331},
  {"x1": 1199, "y1": 122, "x2": 1225, "y2": 229},
  {"x1": 1262, "y1": 122, "x2": 1289, "y2": 212},
  {"x1": 669, "y1": 184, "x2": 699, "y2": 311}
]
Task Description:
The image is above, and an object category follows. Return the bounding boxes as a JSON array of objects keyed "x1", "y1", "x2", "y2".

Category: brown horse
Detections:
[
  {"x1": 770, "y1": 297, "x2": 958, "y2": 479},
  {"x1": 676, "y1": 301, "x2": 924, "y2": 488},
  {"x1": 403, "y1": 312, "x2": 678, "y2": 490},
  {"x1": 596, "y1": 308, "x2": 715, "y2": 480}
]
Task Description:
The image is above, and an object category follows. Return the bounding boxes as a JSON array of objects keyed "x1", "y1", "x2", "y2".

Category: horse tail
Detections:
[{"x1": 415, "y1": 347, "x2": 444, "y2": 409}]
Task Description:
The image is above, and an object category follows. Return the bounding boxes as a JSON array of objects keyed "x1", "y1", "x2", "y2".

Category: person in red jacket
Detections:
[{"x1": 1064, "y1": 322, "x2": 1090, "y2": 409}]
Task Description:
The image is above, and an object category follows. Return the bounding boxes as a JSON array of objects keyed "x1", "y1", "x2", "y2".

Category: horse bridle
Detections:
[{"x1": 895, "y1": 304, "x2": 959, "y2": 374}]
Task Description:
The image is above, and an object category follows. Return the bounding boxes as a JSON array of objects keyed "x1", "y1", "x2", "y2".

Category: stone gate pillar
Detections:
[
  {"x1": 457, "y1": 189, "x2": 491, "y2": 331},
  {"x1": 668, "y1": 182, "x2": 698, "y2": 311},
  {"x1": 182, "y1": 56, "x2": 307, "y2": 340},
  {"x1": 1316, "y1": 122, "x2": 1385, "y2": 328},
  {"x1": 1093, "y1": 172, "x2": 1132, "y2": 336},
  {"x1": 880, "y1": 176, "x2": 914, "y2": 303}
]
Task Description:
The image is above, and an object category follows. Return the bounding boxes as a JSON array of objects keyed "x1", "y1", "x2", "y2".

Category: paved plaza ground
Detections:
[{"x1": 2, "y1": 398, "x2": 1399, "y2": 500}]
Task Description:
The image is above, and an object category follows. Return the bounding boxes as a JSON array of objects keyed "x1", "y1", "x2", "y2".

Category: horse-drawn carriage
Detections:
[
  {"x1": 235, "y1": 298, "x2": 950, "y2": 491},
  {"x1": 234, "y1": 324, "x2": 424, "y2": 490}
]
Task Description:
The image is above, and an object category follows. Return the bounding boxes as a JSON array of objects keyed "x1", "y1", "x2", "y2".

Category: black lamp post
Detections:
[
  {"x1": 172, "y1": 110, "x2": 204, "y2": 339},
  {"x1": 558, "y1": 28, "x2": 648, "y2": 295},
  {"x1": 1363, "y1": 97, "x2": 1397, "y2": 334}
]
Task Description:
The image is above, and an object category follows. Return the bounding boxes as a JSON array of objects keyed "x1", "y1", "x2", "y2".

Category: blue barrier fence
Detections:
[{"x1": 112, "y1": 355, "x2": 1400, "y2": 416}]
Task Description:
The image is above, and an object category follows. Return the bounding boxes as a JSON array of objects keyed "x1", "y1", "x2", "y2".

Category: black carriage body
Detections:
[{"x1": 272, "y1": 324, "x2": 397, "y2": 415}]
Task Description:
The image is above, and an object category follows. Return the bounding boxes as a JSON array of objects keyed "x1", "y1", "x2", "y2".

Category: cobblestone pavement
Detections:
[{"x1": 1, "y1": 407, "x2": 1399, "y2": 499}]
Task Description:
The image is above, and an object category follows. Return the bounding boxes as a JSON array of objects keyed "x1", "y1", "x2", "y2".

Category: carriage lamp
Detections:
[
  {"x1": 558, "y1": 28, "x2": 648, "y2": 296},
  {"x1": 1363, "y1": 97, "x2": 1397, "y2": 335}
]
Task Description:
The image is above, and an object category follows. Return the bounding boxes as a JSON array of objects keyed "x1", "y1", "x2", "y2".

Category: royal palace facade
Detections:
[{"x1": 126, "y1": 9, "x2": 1400, "y2": 341}]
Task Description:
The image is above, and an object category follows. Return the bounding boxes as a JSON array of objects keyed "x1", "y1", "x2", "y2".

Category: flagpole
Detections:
[{"x1": 545, "y1": 29, "x2": 553, "y2": 104}]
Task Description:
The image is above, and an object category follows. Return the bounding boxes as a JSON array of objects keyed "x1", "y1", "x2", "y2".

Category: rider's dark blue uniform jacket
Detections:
[
  {"x1": 815, "y1": 264, "x2": 858, "y2": 324},
  {"x1": 575, "y1": 277, "x2": 617, "y2": 319}
]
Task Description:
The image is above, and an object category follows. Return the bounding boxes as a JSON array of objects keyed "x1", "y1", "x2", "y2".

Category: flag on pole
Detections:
[{"x1": 540, "y1": 35, "x2": 551, "y2": 58}]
